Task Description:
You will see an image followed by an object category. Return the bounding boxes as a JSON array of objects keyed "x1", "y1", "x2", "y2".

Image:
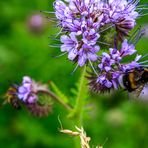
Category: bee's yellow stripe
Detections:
[
  {"x1": 144, "y1": 69, "x2": 148, "y2": 72},
  {"x1": 129, "y1": 73, "x2": 137, "y2": 89}
]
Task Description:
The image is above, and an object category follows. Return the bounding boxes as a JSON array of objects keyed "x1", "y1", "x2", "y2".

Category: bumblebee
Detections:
[
  {"x1": 5, "y1": 86, "x2": 21, "y2": 109},
  {"x1": 119, "y1": 67, "x2": 148, "y2": 99}
]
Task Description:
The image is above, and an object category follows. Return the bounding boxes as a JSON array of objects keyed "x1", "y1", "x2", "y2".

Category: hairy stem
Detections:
[
  {"x1": 68, "y1": 66, "x2": 87, "y2": 148},
  {"x1": 74, "y1": 66, "x2": 87, "y2": 126}
]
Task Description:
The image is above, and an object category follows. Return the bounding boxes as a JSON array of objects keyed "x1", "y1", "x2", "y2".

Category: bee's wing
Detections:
[
  {"x1": 139, "y1": 84, "x2": 148, "y2": 100},
  {"x1": 128, "y1": 84, "x2": 145, "y2": 100}
]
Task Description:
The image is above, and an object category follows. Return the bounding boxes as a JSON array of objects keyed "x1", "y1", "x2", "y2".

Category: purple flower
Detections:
[
  {"x1": 98, "y1": 53, "x2": 114, "y2": 72},
  {"x1": 121, "y1": 54, "x2": 141, "y2": 72},
  {"x1": 18, "y1": 76, "x2": 37, "y2": 103},
  {"x1": 54, "y1": 0, "x2": 73, "y2": 29},
  {"x1": 109, "y1": 48, "x2": 121, "y2": 61},
  {"x1": 61, "y1": 32, "x2": 100, "y2": 66},
  {"x1": 97, "y1": 75, "x2": 112, "y2": 88},
  {"x1": 106, "y1": 0, "x2": 138, "y2": 20},
  {"x1": 120, "y1": 39, "x2": 136, "y2": 57}
]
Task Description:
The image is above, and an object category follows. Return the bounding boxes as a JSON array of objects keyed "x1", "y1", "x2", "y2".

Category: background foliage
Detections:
[{"x1": 0, "y1": 0, "x2": 148, "y2": 147}]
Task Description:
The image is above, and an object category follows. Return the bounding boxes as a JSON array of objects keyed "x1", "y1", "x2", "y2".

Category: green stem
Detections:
[
  {"x1": 68, "y1": 66, "x2": 87, "y2": 148},
  {"x1": 39, "y1": 90, "x2": 72, "y2": 111},
  {"x1": 74, "y1": 66, "x2": 87, "y2": 126}
]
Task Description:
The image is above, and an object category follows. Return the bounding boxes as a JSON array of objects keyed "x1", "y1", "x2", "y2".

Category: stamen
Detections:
[
  {"x1": 129, "y1": 0, "x2": 140, "y2": 6},
  {"x1": 88, "y1": 59, "x2": 98, "y2": 76},
  {"x1": 137, "y1": 4, "x2": 148, "y2": 8},
  {"x1": 130, "y1": 28, "x2": 145, "y2": 45},
  {"x1": 99, "y1": 24, "x2": 114, "y2": 33},
  {"x1": 71, "y1": 64, "x2": 79, "y2": 75},
  {"x1": 46, "y1": 19, "x2": 56, "y2": 23},
  {"x1": 139, "y1": 12, "x2": 148, "y2": 17},
  {"x1": 53, "y1": 52, "x2": 67, "y2": 58},
  {"x1": 40, "y1": 10, "x2": 55, "y2": 14},
  {"x1": 139, "y1": 60, "x2": 148, "y2": 64},
  {"x1": 140, "y1": 54, "x2": 148, "y2": 60},
  {"x1": 45, "y1": 17, "x2": 57, "y2": 23},
  {"x1": 55, "y1": 28, "x2": 63, "y2": 38},
  {"x1": 140, "y1": 65, "x2": 148, "y2": 67},
  {"x1": 102, "y1": 138, "x2": 109, "y2": 148},
  {"x1": 48, "y1": 36, "x2": 60, "y2": 41},
  {"x1": 97, "y1": 41, "x2": 111, "y2": 46},
  {"x1": 136, "y1": 8, "x2": 148, "y2": 10},
  {"x1": 129, "y1": 27, "x2": 141, "y2": 43},
  {"x1": 48, "y1": 44, "x2": 61, "y2": 48}
]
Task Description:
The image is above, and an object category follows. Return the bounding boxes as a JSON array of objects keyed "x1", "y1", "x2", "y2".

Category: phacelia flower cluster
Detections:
[
  {"x1": 88, "y1": 39, "x2": 142, "y2": 92},
  {"x1": 54, "y1": 0, "x2": 140, "y2": 66},
  {"x1": 52, "y1": 0, "x2": 147, "y2": 94},
  {"x1": 54, "y1": 0, "x2": 103, "y2": 66}
]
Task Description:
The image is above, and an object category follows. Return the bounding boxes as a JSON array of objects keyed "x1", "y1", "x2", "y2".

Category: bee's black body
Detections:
[
  {"x1": 122, "y1": 67, "x2": 148, "y2": 93},
  {"x1": 141, "y1": 69, "x2": 148, "y2": 83}
]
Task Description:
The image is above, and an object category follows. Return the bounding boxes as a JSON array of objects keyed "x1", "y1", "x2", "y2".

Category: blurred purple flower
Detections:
[
  {"x1": 18, "y1": 76, "x2": 37, "y2": 104},
  {"x1": 10, "y1": 76, "x2": 52, "y2": 117},
  {"x1": 28, "y1": 14, "x2": 45, "y2": 34}
]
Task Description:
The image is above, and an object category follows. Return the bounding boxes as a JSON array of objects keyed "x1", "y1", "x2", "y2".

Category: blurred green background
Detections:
[{"x1": 0, "y1": 0, "x2": 148, "y2": 148}]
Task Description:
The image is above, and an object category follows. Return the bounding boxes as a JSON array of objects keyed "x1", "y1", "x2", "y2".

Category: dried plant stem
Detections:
[{"x1": 60, "y1": 127, "x2": 91, "y2": 148}]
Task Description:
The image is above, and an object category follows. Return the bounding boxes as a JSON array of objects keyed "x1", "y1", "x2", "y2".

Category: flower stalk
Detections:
[
  {"x1": 39, "y1": 89, "x2": 72, "y2": 111},
  {"x1": 69, "y1": 66, "x2": 87, "y2": 126}
]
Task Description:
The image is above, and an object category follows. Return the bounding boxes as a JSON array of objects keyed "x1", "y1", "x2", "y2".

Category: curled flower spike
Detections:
[
  {"x1": 26, "y1": 103, "x2": 52, "y2": 117},
  {"x1": 5, "y1": 76, "x2": 72, "y2": 116},
  {"x1": 5, "y1": 76, "x2": 52, "y2": 117},
  {"x1": 17, "y1": 76, "x2": 53, "y2": 116}
]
